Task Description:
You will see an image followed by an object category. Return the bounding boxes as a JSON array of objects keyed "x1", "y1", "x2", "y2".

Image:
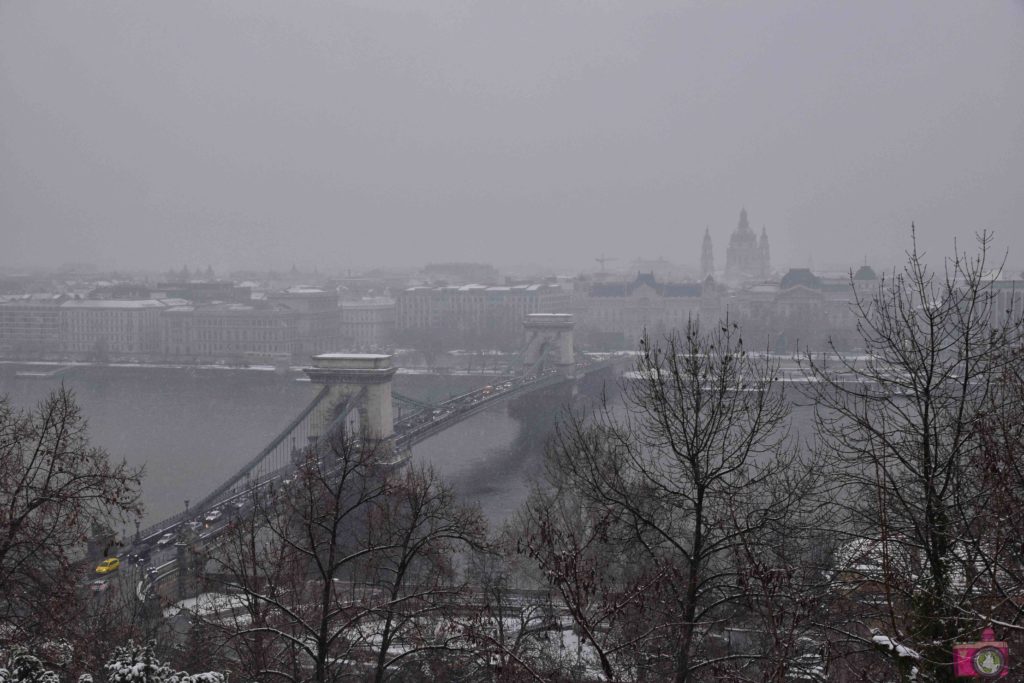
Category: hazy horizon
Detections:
[{"x1": 3, "y1": 2, "x2": 1023, "y2": 276}]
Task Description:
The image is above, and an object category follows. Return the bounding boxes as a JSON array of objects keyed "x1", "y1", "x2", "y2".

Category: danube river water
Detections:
[
  {"x1": 0, "y1": 365, "x2": 582, "y2": 527},
  {"x1": 0, "y1": 363, "x2": 816, "y2": 529}
]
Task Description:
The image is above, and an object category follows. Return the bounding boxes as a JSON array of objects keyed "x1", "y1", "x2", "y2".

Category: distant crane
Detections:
[{"x1": 595, "y1": 254, "x2": 618, "y2": 273}]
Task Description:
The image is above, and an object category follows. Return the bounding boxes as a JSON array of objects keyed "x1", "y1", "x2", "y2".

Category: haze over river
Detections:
[
  {"x1": 0, "y1": 365, "x2": 577, "y2": 527},
  {"x1": 0, "y1": 363, "x2": 816, "y2": 529}
]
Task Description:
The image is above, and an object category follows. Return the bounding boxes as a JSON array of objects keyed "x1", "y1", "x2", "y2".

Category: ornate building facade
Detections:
[
  {"x1": 574, "y1": 272, "x2": 722, "y2": 349},
  {"x1": 724, "y1": 209, "x2": 771, "y2": 283}
]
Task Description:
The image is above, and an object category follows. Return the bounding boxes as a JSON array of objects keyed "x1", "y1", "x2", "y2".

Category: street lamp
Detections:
[{"x1": 185, "y1": 499, "x2": 190, "y2": 516}]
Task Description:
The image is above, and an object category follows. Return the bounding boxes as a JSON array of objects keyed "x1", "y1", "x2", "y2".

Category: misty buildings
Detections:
[
  {"x1": 396, "y1": 283, "x2": 570, "y2": 349},
  {"x1": 0, "y1": 284, "x2": 358, "y2": 363},
  {"x1": 160, "y1": 302, "x2": 296, "y2": 362},
  {"x1": 60, "y1": 298, "x2": 164, "y2": 356},
  {"x1": 573, "y1": 265, "x2": 881, "y2": 352},
  {"x1": 723, "y1": 209, "x2": 771, "y2": 283},
  {"x1": 151, "y1": 281, "x2": 252, "y2": 304},
  {"x1": 574, "y1": 272, "x2": 722, "y2": 349},
  {"x1": 160, "y1": 287, "x2": 344, "y2": 362},
  {"x1": 3, "y1": 261, "x2": 1019, "y2": 362},
  {"x1": 724, "y1": 265, "x2": 879, "y2": 351},
  {"x1": 265, "y1": 287, "x2": 343, "y2": 359},
  {"x1": 420, "y1": 262, "x2": 500, "y2": 285},
  {"x1": 0, "y1": 294, "x2": 65, "y2": 357},
  {"x1": 340, "y1": 298, "x2": 395, "y2": 350}
]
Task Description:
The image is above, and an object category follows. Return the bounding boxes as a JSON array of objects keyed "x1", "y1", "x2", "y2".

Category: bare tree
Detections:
[
  {"x1": 459, "y1": 540, "x2": 564, "y2": 683},
  {"x1": 0, "y1": 386, "x2": 142, "y2": 649},
  {"x1": 517, "y1": 475, "x2": 668, "y2": 682},
  {"x1": 206, "y1": 433, "x2": 485, "y2": 683},
  {"x1": 357, "y1": 465, "x2": 486, "y2": 682},
  {"x1": 803, "y1": 230, "x2": 1024, "y2": 681},
  {"x1": 519, "y1": 322, "x2": 817, "y2": 682},
  {"x1": 66, "y1": 556, "x2": 173, "y2": 680},
  {"x1": 206, "y1": 436, "x2": 391, "y2": 683}
]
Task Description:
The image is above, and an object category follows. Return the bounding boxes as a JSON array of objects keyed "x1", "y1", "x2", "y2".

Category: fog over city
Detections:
[
  {"x1": 5, "y1": 3, "x2": 1024, "y2": 682},
  {"x1": 2, "y1": 1, "x2": 1023, "y2": 274}
]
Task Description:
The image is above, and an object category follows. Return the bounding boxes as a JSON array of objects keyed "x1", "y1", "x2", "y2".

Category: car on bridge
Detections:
[
  {"x1": 204, "y1": 509, "x2": 223, "y2": 526},
  {"x1": 156, "y1": 532, "x2": 176, "y2": 547},
  {"x1": 95, "y1": 558, "x2": 120, "y2": 574},
  {"x1": 90, "y1": 578, "x2": 111, "y2": 593}
]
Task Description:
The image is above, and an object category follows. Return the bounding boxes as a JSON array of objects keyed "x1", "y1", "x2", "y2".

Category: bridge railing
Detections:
[
  {"x1": 394, "y1": 369, "x2": 572, "y2": 449},
  {"x1": 136, "y1": 385, "x2": 331, "y2": 543}
]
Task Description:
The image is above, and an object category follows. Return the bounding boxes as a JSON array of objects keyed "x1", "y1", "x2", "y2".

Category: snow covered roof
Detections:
[
  {"x1": 0, "y1": 293, "x2": 65, "y2": 304},
  {"x1": 746, "y1": 284, "x2": 779, "y2": 294},
  {"x1": 340, "y1": 298, "x2": 394, "y2": 308},
  {"x1": 404, "y1": 282, "x2": 558, "y2": 294},
  {"x1": 60, "y1": 299, "x2": 165, "y2": 309}
]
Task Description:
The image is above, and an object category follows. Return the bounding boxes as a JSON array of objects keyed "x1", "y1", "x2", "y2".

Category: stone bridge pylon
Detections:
[
  {"x1": 304, "y1": 353, "x2": 398, "y2": 456},
  {"x1": 522, "y1": 313, "x2": 575, "y2": 377}
]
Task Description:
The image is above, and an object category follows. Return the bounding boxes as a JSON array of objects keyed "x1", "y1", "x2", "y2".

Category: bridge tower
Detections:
[
  {"x1": 304, "y1": 353, "x2": 398, "y2": 455},
  {"x1": 522, "y1": 313, "x2": 575, "y2": 377}
]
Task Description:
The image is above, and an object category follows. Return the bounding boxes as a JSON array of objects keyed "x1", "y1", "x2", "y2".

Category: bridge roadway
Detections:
[{"x1": 115, "y1": 358, "x2": 620, "y2": 599}]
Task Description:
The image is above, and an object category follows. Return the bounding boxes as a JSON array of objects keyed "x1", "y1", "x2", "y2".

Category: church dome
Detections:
[
  {"x1": 853, "y1": 265, "x2": 878, "y2": 281},
  {"x1": 780, "y1": 268, "x2": 822, "y2": 290}
]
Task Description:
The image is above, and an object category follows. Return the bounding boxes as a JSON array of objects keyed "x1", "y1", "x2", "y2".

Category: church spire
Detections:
[
  {"x1": 758, "y1": 226, "x2": 770, "y2": 278},
  {"x1": 701, "y1": 227, "x2": 714, "y2": 280},
  {"x1": 738, "y1": 208, "x2": 752, "y2": 234}
]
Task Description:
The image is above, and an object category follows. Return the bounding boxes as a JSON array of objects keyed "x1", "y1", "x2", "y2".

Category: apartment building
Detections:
[
  {"x1": 60, "y1": 299, "x2": 164, "y2": 357},
  {"x1": 396, "y1": 283, "x2": 570, "y2": 348}
]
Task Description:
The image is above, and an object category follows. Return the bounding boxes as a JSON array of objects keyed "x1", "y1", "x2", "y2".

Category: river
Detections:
[
  {"x1": 0, "y1": 364, "x2": 577, "y2": 527},
  {"x1": 0, "y1": 363, "x2": 816, "y2": 530}
]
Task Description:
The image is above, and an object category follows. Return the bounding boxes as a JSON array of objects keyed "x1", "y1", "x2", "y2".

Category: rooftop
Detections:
[
  {"x1": 779, "y1": 268, "x2": 823, "y2": 290},
  {"x1": 60, "y1": 299, "x2": 165, "y2": 309},
  {"x1": 853, "y1": 265, "x2": 878, "y2": 281},
  {"x1": 589, "y1": 272, "x2": 704, "y2": 298}
]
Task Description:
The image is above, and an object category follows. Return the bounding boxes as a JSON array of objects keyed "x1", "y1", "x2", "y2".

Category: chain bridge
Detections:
[{"x1": 127, "y1": 314, "x2": 625, "y2": 599}]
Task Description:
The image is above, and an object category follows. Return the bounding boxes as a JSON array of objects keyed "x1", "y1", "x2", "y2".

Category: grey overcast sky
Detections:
[{"x1": 1, "y1": 1, "x2": 1022, "y2": 275}]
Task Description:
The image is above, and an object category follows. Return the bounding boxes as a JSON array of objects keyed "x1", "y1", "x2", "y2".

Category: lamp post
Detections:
[{"x1": 185, "y1": 499, "x2": 190, "y2": 516}]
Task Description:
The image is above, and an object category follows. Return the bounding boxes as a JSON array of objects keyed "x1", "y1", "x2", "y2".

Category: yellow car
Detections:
[{"x1": 95, "y1": 557, "x2": 120, "y2": 574}]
